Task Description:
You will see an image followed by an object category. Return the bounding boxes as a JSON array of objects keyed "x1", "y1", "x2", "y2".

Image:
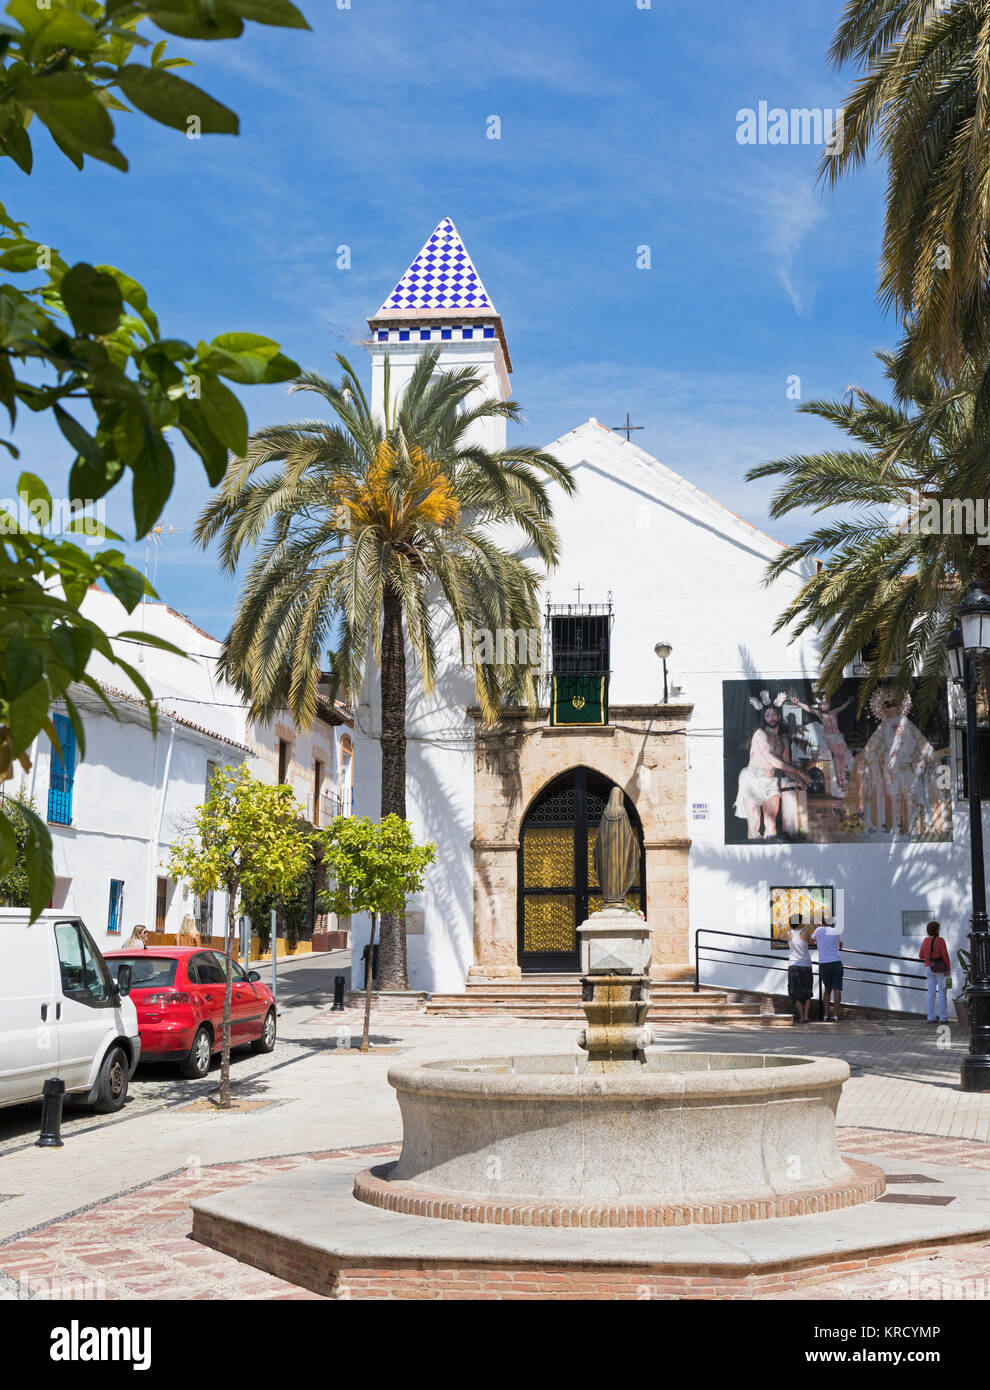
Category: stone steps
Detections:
[
  {"x1": 424, "y1": 994, "x2": 793, "y2": 1027},
  {"x1": 449, "y1": 988, "x2": 722, "y2": 1004}
]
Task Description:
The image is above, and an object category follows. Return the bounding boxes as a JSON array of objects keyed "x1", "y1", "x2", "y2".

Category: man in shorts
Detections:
[
  {"x1": 812, "y1": 912, "x2": 844, "y2": 1022},
  {"x1": 787, "y1": 915, "x2": 814, "y2": 1023}
]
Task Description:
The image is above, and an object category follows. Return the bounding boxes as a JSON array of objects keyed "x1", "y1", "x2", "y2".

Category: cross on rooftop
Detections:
[{"x1": 612, "y1": 412, "x2": 643, "y2": 442}]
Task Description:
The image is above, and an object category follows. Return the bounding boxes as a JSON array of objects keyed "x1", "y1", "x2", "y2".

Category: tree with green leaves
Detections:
[
  {"x1": 821, "y1": 0, "x2": 990, "y2": 383},
  {"x1": 0, "y1": 786, "x2": 37, "y2": 906},
  {"x1": 196, "y1": 349, "x2": 574, "y2": 990},
  {"x1": 747, "y1": 349, "x2": 990, "y2": 718},
  {"x1": 166, "y1": 764, "x2": 311, "y2": 1106},
  {"x1": 318, "y1": 814, "x2": 435, "y2": 1051},
  {"x1": 0, "y1": 0, "x2": 307, "y2": 916}
]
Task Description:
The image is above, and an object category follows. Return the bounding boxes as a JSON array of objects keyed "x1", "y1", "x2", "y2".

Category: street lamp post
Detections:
[
  {"x1": 950, "y1": 588, "x2": 990, "y2": 1091},
  {"x1": 654, "y1": 642, "x2": 672, "y2": 704}
]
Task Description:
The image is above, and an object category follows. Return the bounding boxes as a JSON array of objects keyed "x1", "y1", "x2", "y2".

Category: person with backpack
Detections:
[{"x1": 920, "y1": 921, "x2": 950, "y2": 1024}]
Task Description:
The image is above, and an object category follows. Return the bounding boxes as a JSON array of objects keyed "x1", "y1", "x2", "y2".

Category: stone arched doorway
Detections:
[{"x1": 517, "y1": 767, "x2": 645, "y2": 972}]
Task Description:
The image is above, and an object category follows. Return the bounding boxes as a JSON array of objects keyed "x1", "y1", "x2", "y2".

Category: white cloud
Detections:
[{"x1": 757, "y1": 177, "x2": 827, "y2": 315}]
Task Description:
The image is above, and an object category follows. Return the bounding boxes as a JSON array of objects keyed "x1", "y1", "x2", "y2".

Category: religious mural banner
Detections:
[
  {"x1": 722, "y1": 679, "x2": 953, "y2": 845},
  {"x1": 550, "y1": 673, "x2": 609, "y2": 726}
]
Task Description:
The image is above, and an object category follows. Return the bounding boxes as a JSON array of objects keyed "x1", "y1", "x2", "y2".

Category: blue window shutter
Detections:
[
  {"x1": 47, "y1": 713, "x2": 76, "y2": 825},
  {"x1": 108, "y1": 879, "x2": 124, "y2": 934}
]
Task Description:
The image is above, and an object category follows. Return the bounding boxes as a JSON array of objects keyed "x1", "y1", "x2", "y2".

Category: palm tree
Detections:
[
  {"x1": 822, "y1": 0, "x2": 990, "y2": 381},
  {"x1": 747, "y1": 348, "x2": 990, "y2": 718},
  {"x1": 195, "y1": 349, "x2": 575, "y2": 989}
]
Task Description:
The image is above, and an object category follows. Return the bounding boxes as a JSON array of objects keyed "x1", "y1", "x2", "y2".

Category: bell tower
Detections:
[{"x1": 368, "y1": 217, "x2": 512, "y2": 452}]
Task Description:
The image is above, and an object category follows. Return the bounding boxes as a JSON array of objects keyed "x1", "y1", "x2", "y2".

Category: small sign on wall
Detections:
[
  {"x1": 403, "y1": 908, "x2": 425, "y2": 936},
  {"x1": 691, "y1": 802, "x2": 709, "y2": 821}
]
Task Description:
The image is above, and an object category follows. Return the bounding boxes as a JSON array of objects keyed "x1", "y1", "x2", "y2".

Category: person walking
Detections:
[
  {"x1": 787, "y1": 915, "x2": 814, "y2": 1023},
  {"x1": 812, "y1": 912, "x2": 844, "y2": 1022},
  {"x1": 920, "y1": 921, "x2": 950, "y2": 1024},
  {"x1": 122, "y1": 924, "x2": 149, "y2": 950}
]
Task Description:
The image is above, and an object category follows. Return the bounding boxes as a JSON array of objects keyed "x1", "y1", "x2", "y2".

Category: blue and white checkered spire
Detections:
[{"x1": 375, "y1": 217, "x2": 496, "y2": 315}]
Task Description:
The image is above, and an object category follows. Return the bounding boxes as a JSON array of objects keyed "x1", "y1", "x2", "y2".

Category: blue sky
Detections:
[{"x1": 10, "y1": 0, "x2": 891, "y2": 638}]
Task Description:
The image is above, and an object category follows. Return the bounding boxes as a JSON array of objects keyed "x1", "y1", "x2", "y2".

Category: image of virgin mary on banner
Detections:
[{"x1": 722, "y1": 679, "x2": 952, "y2": 845}]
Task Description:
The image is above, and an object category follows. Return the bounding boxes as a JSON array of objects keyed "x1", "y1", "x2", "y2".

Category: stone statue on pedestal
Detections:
[
  {"x1": 594, "y1": 786, "x2": 638, "y2": 908},
  {"x1": 579, "y1": 786, "x2": 652, "y2": 1072}
]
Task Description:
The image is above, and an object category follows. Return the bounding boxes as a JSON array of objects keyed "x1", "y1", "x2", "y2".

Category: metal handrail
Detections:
[{"x1": 693, "y1": 927, "x2": 928, "y2": 1002}]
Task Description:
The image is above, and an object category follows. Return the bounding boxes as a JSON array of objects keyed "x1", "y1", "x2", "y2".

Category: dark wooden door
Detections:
[{"x1": 517, "y1": 768, "x2": 644, "y2": 973}]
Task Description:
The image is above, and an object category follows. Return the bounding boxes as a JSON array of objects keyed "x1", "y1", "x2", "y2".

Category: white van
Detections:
[{"x1": 0, "y1": 908, "x2": 141, "y2": 1113}]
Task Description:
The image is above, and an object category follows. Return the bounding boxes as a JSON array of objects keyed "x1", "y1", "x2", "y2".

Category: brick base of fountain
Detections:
[
  {"x1": 359, "y1": 1049, "x2": 882, "y2": 1227},
  {"x1": 353, "y1": 1154, "x2": 884, "y2": 1227}
]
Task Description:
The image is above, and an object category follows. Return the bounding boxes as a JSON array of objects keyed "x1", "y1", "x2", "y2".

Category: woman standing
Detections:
[{"x1": 920, "y1": 921, "x2": 950, "y2": 1024}]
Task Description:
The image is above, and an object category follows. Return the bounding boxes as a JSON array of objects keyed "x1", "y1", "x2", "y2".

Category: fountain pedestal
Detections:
[{"x1": 577, "y1": 908, "x2": 653, "y2": 1073}]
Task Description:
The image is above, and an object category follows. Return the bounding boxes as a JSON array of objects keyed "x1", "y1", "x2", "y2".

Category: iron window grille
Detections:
[{"x1": 542, "y1": 598, "x2": 613, "y2": 725}]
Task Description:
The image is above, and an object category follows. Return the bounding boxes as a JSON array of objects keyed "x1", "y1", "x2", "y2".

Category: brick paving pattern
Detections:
[
  {"x1": 2, "y1": 1129, "x2": 988, "y2": 1300},
  {"x1": 3, "y1": 959, "x2": 989, "y2": 1300},
  {"x1": 0, "y1": 1145, "x2": 396, "y2": 1302}
]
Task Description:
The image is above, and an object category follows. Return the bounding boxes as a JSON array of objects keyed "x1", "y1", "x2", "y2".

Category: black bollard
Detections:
[
  {"x1": 36, "y1": 1077, "x2": 65, "y2": 1148},
  {"x1": 332, "y1": 975, "x2": 346, "y2": 1011}
]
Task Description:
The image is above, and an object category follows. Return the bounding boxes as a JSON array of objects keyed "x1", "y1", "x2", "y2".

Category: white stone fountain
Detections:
[{"x1": 352, "y1": 806, "x2": 882, "y2": 1228}]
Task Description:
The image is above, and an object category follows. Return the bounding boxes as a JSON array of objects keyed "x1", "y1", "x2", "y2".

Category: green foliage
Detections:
[
  {"x1": 166, "y1": 764, "x2": 311, "y2": 908},
  {"x1": 0, "y1": 1, "x2": 308, "y2": 175},
  {"x1": 281, "y1": 857, "x2": 313, "y2": 949},
  {"x1": 0, "y1": 504, "x2": 189, "y2": 913},
  {"x1": 241, "y1": 885, "x2": 274, "y2": 952},
  {"x1": 0, "y1": 206, "x2": 299, "y2": 532},
  {"x1": 242, "y1": 847, "x2": 315, "y2": 951},
  {"x1": 166, "y1": 739, "x2": 310, "y2": 1104},
  {"x1": 822, "y1": 0, "x2": 990, "y2": 382},
  {"x1": 959, "y1": 948, "x2": 972, "y2": 991},
  {"x1": 747, "y1": 349, "x2": 990, "y2": 720},
  {"x1": 0, "y1": 786, "x2": 37, "y2": 906},
  {"x1": 0, "y1": 0, "x2": 307, "y2": 917},
  {"x1": 318, "y1": 814, "x2": 436, "y2": 920},
  {"x1": 196, "y1": 349, "x2": 575, "y2": 730}
]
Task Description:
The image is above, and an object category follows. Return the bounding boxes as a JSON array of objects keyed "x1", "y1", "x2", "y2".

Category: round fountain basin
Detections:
[{"x1": 353, "y1": 1052, "x2": 885, "y2": 1226}]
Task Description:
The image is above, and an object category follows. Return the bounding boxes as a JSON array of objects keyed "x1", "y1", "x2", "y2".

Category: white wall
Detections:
[
  {"x1": 353, "y1": 413, "x2": 973, "y2": 1009},
  {"x1": 78, "y1": 588, "x2": 354, "y2": 824},
  {"x1": 370, "y1": 337, "x2": 509, "y2": 454},
  {"x1": 543, "y1": 421, "x2": 966, "y2": 1013},
  {"x1": 15, "y1": 589, "x2": 359, "y2": 953},
  {"x1": 351, "y1": 612, "x2": 476, "y2": 992},
  {"x1": 18, "y1": 702, "x2": 245, "y2": 952},
  {"x1": 351, "y1": 324, "x2": 510, "y2": 989}
]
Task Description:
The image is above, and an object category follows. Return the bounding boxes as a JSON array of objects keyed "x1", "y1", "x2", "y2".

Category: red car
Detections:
[{"x1": 104, "y1": 947, "x2": 277, "y2": 1079}]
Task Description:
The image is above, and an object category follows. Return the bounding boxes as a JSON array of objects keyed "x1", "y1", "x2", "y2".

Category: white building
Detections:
[
  {"x1": 7, "y1": 590, "x2": 354, "y2": 952},
  {"x1": 351, "y1": 216, "x2": 972, "y2": 1013},
  {"x1": 15, "y1": 682, "x2": 250, "y2": 952}
]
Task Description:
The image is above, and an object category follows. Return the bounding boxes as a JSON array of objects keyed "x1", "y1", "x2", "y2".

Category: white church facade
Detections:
[{"x1": 351, "y1": 217, "x2": 974, "y2": 1014}]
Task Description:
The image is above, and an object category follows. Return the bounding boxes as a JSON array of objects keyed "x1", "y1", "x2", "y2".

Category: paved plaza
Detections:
[{"x1": 2, "y1": 956, "x2": 989, "y2": 1300}]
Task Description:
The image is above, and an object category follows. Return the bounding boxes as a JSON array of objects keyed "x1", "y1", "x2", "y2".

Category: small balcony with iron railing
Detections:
[
  {"x1": 309, "y1": 787, "x2": 352, "y2": 827},
  {"x1": 544, "y1": 597, "x2": 613, "y2": 727}
]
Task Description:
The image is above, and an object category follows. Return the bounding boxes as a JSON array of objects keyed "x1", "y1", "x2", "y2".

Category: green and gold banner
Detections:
[{"x1": 550, "y1": 674, "x2": 609, "y2": 726}]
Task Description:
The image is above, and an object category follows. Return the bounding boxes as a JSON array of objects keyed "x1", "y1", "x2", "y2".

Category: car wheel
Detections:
[
  {"x1": 179, "y1": 1025, "x2": 213, "y2": 1079},
  {"x1": 251, "y1": 1009, "x2": 277, "y2": 1054},
  {"x1": 91, "y1": 1045, "x2": 129, "y2": 1113}
]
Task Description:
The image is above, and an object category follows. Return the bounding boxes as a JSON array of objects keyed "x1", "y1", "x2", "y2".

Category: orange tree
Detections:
[
  {"x1": 167, "y1": 765, "x2": 311, "y2": 1106},
  {"x1": 318, "y1": 814, "x2": 435, "y2": 1051}
]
